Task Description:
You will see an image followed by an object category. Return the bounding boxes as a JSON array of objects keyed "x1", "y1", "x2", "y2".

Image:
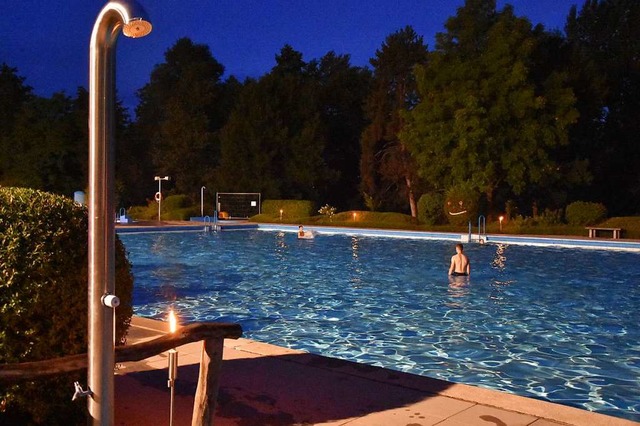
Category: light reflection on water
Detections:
[{"x1": 120, "y1": 230, "x2": 640, "y2": 421}]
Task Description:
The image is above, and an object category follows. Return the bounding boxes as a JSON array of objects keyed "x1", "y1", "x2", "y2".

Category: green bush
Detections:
[
  {"x1": 444, "y1": 182, "x2": 480, "y2": 226},
  {"x1": 565, "y1": 201, "x2": 607, "y2": 226},
  {"x1": 162, "y1": 194, "x2": 190, "y2": 210},
  {"x1": 417, "y1": 192, "x2": 444, "y2": 225},
  {"x1": 128, "y1": 194, "x2": 198, "y2": 221},
  {"x1": 0, "y1": 187, "x2": 134, "y2": 425},
  {"x1": 261, "y1": 199, "x2": 314, "y2": 219}
]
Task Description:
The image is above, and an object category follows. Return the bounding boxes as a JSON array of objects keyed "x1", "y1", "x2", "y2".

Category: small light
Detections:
[
  {"x1": 353, "y1": 212, "x2": 357, "y2": 221},
  {"x1": 168, "y1": 309, "x2": 178, "y2": 333}
]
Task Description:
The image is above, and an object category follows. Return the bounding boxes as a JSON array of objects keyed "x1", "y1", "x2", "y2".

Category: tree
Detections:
[
  {"x1": 1, "y1": 92, "x2": 87, "y2": 195},
  {"x1": 311, "y1": 52, "x2": 371, "y2": 209},
  {"x1": 401, "y1": 1, "x2": 578, "y2": 215},
  {"x1": 215, "y1": 45, "x2": 329, "y2": 201},
  {"x1": 360, "y1": 26, "x2": 428, "y2": 216},
  {"x1": 0, "y1": 64, "x2": 32, "y2": 184},
  {"x1": 135, "y1": 38, "x2": 235, "y2": 199},
  {"x1": 565, "y1": 0, "x2": 640, "y2": 214}
]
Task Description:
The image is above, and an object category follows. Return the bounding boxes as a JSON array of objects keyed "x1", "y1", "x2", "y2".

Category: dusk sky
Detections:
[{"x1": 1, "y1": 0, "x2": 580, "y2": 112}]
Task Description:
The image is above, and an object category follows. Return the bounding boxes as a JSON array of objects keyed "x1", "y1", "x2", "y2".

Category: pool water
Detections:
[{"x1": 120, "y1": 230, "x2": 640, "y2": 421}]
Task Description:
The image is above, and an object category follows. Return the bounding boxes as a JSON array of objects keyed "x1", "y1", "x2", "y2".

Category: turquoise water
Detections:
[{"x1": 120, "y1": 230, "x2": 640, "y2": 421}]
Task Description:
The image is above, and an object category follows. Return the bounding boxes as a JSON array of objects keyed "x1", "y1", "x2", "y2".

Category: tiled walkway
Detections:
[{"x1": 114, "y1": 317, "x2": 638, "y2": 426}]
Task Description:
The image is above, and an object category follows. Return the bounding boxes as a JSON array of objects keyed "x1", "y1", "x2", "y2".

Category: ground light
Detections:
[
  {"x1": 167, "y1": 310, "x2": 179, "y2": 426},
  {"x1": 88, "y1": 1, "x2": 152, "y2": 424}
]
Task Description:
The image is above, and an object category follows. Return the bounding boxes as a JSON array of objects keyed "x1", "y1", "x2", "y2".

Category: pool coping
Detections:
[
  {"x1": 117, "y1": 220, "x2": 640, "y2": 251},
  {"x1": 256, "y1": 223, "x2": 640, "y2": 251}
]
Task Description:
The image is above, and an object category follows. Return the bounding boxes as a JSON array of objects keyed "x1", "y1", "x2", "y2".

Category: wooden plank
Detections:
[
  {"x1": 0, "y1": 322, "x2": 242, "y2": 384},
  {"x1": 191, "y1": 339, "x2": 224, "y2": 426}
]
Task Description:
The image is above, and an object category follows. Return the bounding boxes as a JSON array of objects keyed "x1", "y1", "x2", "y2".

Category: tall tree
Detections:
[
  {"x1": 215, "y1": 45, "x2": 328, "y2": 200},
  {"x1": 0, "y1": 64, "x2": 33, "y2": 184},
  {"x1": 402, "y1": 1, "x2": 578, "y2": 214},
  {"x1": 360, "y1": 26, "x2": 428, "y2": 216},
  {"x1": 1, "y1": 92, "x2": 86, "y2": 195},
  {"x1": 565, "y1": 0, "x2": 640, "y2": 214},
  {"x1": 312, "y1": 52, "x2": 371, "y2": 209},
  {"x1": 135, "y1": 38, "x2": 233, "y2": 198}
]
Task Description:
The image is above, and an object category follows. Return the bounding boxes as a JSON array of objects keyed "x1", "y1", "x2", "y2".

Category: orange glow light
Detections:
[{"x1": 169, "y1": 309, "x2": 178, "y2": 333}]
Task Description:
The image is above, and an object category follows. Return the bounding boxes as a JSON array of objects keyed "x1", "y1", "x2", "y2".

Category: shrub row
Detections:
[
  {"x1": 261, "y1": 199, "x2": 315, "y2": 219},
  {"x1": 0, "y1": 187, "x2": 134, "y2": 424}
]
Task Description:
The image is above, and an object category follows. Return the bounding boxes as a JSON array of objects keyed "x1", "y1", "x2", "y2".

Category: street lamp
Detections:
[
  {"x1": 200, "y1": 186, "x2": 206, "y2": 217},
  {"x1": 155, "y1": 176, "x2": 170, "y2": 221},
  {"x1": 88, "y1": 1, "x2": 152, "y2": 424}
]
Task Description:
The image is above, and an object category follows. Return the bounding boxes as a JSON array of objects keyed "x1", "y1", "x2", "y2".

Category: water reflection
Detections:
[
  {"x1": 350, "y1": 236, "x2": 362, "y2": 286},
  {"x1": 447, "y1": 275, "x2": 470, "y2": 308},
  {"x1": 274, "y1": 231, "x2": 288, "y2": 265},
  {"x1": 492, "y1": 243, "x2": 508, "y2": 270}
]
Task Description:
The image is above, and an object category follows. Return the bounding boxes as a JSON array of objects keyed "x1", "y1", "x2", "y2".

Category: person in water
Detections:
[
  {"x1": 449, "y1": 243, "x2": 470, "y2": 276},
  {"x1": 298, "y1": 225, "x2": 305, "y2": 237}
]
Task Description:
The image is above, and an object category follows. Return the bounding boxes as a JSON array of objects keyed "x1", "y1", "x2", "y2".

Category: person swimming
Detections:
[{"x1": 448, "y1": 243, "x2": 470, "y2": 276}]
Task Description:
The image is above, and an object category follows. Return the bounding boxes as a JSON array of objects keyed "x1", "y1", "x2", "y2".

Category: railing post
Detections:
[{"x1": 191, "y1": 338, "x2": 225, "y2": 426}]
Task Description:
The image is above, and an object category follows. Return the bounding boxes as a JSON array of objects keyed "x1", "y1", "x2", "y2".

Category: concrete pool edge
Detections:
[
  {"x1": 256, "y1": 223, "x2": 640, "y2": 251},
  {"x1": 126, "y1": 316, "x2": 638, "y2": 426},
  {"x1": 116, "y1": 220, "x2": 640, "y2": 251}
]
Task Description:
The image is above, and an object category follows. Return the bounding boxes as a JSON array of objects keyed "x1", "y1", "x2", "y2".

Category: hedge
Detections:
[
  {"x1": 565, "y1": 201, "x2": 607, "y2": 226},
  {"x1": 0, "y1": 187, "x2": 134, "y2": 424},
  {"x1": 261, "y1": 199, "x2": 315, "y2": 219}
]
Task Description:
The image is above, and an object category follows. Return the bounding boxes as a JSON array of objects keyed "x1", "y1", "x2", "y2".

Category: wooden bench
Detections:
[
  {"x1": 586, "y1": 227, "x2": 622, "y2": 239},
  {"x1": 0, "y1": 322, "x2": 243, "y2": 424}
]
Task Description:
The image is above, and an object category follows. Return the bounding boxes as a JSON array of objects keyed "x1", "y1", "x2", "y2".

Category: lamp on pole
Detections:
[
  {"x1": 88, "y1": 1, "x2": 152, "y2": 424},
  {"x1": 155, "y1": 176, "x2": 170, "y2": 221},
  {"x1": 200, "y1": 186, "x2": 206, "y2": 217}
]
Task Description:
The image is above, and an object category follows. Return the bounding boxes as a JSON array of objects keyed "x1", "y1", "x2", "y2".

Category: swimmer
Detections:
[
  {"x1": 298, "y1": 225, "x2": 305, "y2": 238},
  {"x1": 448, "y1": 243, "x2": 470, "y2": 276}
]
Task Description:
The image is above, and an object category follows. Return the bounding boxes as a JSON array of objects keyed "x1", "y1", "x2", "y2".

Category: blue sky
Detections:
[{"x1": 0, "y1": 0, "x2": 579, "y2": 112}]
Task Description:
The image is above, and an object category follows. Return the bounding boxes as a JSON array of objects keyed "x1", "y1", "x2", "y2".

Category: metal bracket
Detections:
[{"x1": 72, "y1": 381, "x2": 93, "y2": 401}]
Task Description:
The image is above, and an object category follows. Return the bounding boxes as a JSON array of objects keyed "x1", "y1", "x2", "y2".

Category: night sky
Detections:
[{"x1": 1, "y1": 0, "x2": 579, "y2": 112}]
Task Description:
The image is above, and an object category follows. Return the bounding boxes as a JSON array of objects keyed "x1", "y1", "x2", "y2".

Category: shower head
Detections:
[{"x1": 123, "y1": 17, "x2": 152, "y2": 38}]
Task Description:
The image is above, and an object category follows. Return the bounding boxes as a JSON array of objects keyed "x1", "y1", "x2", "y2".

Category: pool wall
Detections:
[
  {"x1": 257, "y1": 224, "x2": 640, "y2": 251},
  {"x1": 115, "y1": 222, "x2": 640, "y2": 251}
]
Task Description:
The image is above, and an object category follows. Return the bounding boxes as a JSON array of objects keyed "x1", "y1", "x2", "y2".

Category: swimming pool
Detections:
[{"x1": 120, "y1": 230, "x2": 640, "y2": 421}]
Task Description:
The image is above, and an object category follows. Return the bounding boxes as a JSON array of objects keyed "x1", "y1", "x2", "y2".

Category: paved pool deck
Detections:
[{"x1": 115, "y1": 317, "x2": 638, "y2": 426}]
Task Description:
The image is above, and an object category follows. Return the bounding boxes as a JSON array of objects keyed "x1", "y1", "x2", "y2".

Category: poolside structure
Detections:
[{"x1": 88, "y1": 1, "x2": 152, "y2": 423}]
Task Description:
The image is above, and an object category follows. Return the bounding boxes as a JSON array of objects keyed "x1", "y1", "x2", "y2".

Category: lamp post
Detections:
[
  {"x1": 88, "y1": 1, "x2": 152, "y2": 424},
  {"x1": 154, "y1": 176, "x2": 170, "y2": 221},
  {"x1": 200, "y1": 186, "x2": 206, "y2": 217}
]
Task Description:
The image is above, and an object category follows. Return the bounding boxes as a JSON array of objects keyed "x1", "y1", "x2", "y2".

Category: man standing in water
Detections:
[{"x1": 449, "y1": 243, "x2": 470, "y2": 276}]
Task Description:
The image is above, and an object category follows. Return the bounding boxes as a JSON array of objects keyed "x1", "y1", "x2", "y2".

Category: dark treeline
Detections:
[{"x1": 1, "y1": 0, "x2": 639, "y2": 219}]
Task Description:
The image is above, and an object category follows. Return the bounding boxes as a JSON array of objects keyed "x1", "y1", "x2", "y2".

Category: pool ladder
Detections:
[
  {"x1": 203, "y1": 215, "x2": 219, "y2": 232},
  {"x1": 477, "y1": 215, "x2": 487, "y2": 243},
  {"x1": 464, "y1": 216, "x2": 487, "y2": 244}
]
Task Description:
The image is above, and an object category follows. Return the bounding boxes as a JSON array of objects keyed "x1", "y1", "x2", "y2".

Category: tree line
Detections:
[{"x1": 1, "y1": 0, "x2": 639, "y2": 220}]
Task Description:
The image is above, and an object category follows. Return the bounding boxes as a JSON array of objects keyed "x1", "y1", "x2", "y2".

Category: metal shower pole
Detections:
[{"x1": 88, "y1": 1, "x2": 151, "y2": 424}]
